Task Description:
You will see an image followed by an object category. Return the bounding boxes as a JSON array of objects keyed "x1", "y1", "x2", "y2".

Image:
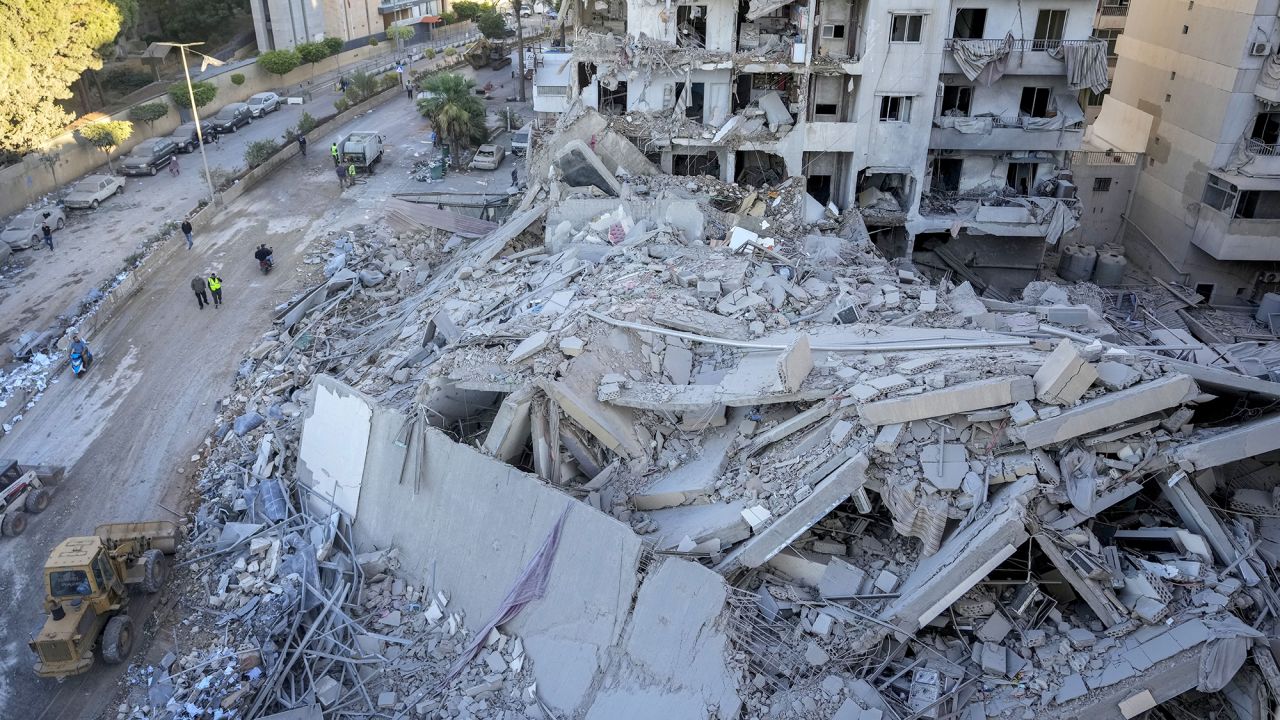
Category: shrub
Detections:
[
  {"x1": 443, "y1": 47, "x2": 456, "y2": 56},
  {"x1": 168, "y1": 80, "x2": 217, "y2": 109},
  {"x1": 368, "y1": 37, "x2": 379, "y2": 46},
  {"x1": 244, "y1": 138, "x2": 280, "y2": 168},
  {"x1": 379, "y1": 74, "x2": 400, "y2": 91},
  {"x1": 296, "y1": 111, "x2": 317, "y2": 134},
  {"x1": 258, "y1": 49, "x2": 302, "y2": 76},
  {"x1": 322, "y1": 37, "x2": 344, "y2": 55},
  {"x1": 425, "y1": 48, "x2": 436, "y2": 60},
  {"x1": 334, "y1": 97, "x2": 351, "y2": 113},
  {"x1": 101, "y1": 67, "x2": 153, "y2": 93},
  {"x1": 230, "y1": 73, "x2": 246, "y2": 85},
  {"x1": 127, "y1": 102, "x2": 169, "y2": 127}
]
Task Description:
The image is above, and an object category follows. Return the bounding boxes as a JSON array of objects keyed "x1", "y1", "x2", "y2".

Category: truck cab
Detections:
[
  {"x1": 340, "y1": 131, "x2": 385, "y2": 171},
  {"x1": 31, "y1": 537, "x2": 128, "y2": 677}
]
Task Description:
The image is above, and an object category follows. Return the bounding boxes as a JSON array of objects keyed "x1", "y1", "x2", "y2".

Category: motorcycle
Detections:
[
  {"x1": 70, "y1": 347, "x2": 92, "y2": 378},
  {"x1": 257, "y1": 252, "x2": 274, "y2": 275}
]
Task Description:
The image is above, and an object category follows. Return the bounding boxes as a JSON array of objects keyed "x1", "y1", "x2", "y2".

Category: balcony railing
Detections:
[
  {"x1": 1099, "y1": 5, "x2": 1129, "y2": 16},
  {"x1": 943, "y1": 38, "x2": 1104, "y2": 52},
  {"x1": 1245, "y1": 138, "x2": 1280, "y2": 157}
]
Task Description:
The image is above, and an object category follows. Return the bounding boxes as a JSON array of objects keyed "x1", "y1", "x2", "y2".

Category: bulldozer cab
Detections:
[
  {"x1": 43, "y1": 537, "x2": 122, "y2": 607},
  {"x1": 0, "y1": 459, "x2": 24, "y2": 489}
]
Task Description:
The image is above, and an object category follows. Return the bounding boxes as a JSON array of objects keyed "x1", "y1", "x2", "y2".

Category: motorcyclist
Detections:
[
  {"x1": 254, "y1": 243, "x2": 274, "y2": 268},
  {"x1": 69, "y1": 333, "x2": 92, "y2": 369}
]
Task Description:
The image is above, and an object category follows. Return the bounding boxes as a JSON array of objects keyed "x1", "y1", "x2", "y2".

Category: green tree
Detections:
[
  {"x1": 476, "y1": 11, "x2": 507, "y2": 40},
  {"x1": 343, "y1": 71, "x2": 379, "y2": 103},
  {"x1": 167, "y1": 80, "x2": 216, "y2": 109},
  {"x1": 127, "y1": 101, "x2": 169, "y2": 127},
  {"x1": 295, "y1": 41, "x2": 328, "y2": 64},
  {"x1": 386, "y1": 24, "x2": 414, "y2": 52},
  {"x1": 417, "y1": 73, "x2": 487, "y2": 167},
  {"x1": 244, "y1": 138, "x2": 279, "y2": 168},
  {"x1": 230, "y1": 73, "x2": 245, "y2": 85},
  {"x1": 321, "y1": 36, "x2": 344, "y2": 55},
  {"x1": 452, "y1": 1, "x2": 486, "y2": 20},
  {"x1": 78, "y1": 120, "x2": 133, "y2": 172},
  {"x1": 0, "y1": 0, "x2": 123, "y2": 154},
  {"x1": 257, "y1": 49, "x2": 301, "y2": 76},
  {"x1": 142, "y1": 0, "x2": 245, "y2": 44}
]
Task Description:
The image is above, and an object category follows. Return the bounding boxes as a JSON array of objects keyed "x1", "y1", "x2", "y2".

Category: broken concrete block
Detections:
[
  {"x1": 1009, "y1": 401, "x2": 1037, "y2": 426},
  {"x1": 1118, "y1": 689, "x2": 1157, "y2": 718},
  {"x1": 980, "y1": 641, "x2": 1006, "y2": 675},
  {"x1": 873, "y1": 569, "x2": 899, "y2": 593},
  {"x1": 1019, "y1": 374, "x2": 1196, "y2": 449},
  {"x1": 920, "y1": 443, "x2": 967, "y2": 490},
  {"x1": 1095, "y1": 361, "x2": 1140, "y2": 390},
  {"x1": 559, "y1": 336, "x2": 585, "y2": 357},
  {"x1": 1055, "y1": 674, "x2": 1088, "y2": 703},
  {"x1": 554, "y1": 140, "x2": 621, "y2": 196},
  {"x1": 377, "y1": 691, "x2": 397, "y2": 709},
  {"x1": 509, "y1": 331, "x2": 551, "y2": 363},
  {"x1": 1034, "y1": 340, "x2": 1099, "y2": 405},
  {"x1": 776, "y1": 334, "x2": 813, "y2": 392},
  {"x1": 873, "y1": 423, "x2": 904, "y2": 453},
  {"x1": 740, "y1": 505, "x2": 772, "y2": 532},
  {"x1": 829, "y1": 419, "x2": 854, "y2": 446},
  {"x1": 805, "y1": 640, "x2": 830, "y2": 666},
  {"x1": 819, "y1": 557, "x2": 867, "y2": 599},
  {"x1": 976, "y1": 613, "x2": 1013, "y2": 643},
  {"x1": 860, "y1": 376, "x2": 1034, "y2": 426}
]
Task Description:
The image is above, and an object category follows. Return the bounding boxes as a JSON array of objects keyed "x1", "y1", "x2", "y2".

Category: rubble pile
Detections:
[{"x1": 135, "y1": 111, "x2": 1280, "y2": 720}]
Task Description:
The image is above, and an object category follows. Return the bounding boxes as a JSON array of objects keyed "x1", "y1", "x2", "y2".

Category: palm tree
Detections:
[{"x1": 417, "y1": 73, "x2": 488, "y2": 167}]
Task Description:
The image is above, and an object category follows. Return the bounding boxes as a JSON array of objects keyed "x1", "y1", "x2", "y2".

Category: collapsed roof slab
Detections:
[
  {"x1": 1141, "y1": 354, "x2": 1280, "y2": 401},
  {"x1": 647, "y1": 501, "x2": 752, "y2": 552},
  {"x1": 1162, "y1": 477, "x2": 1263, "y2": 587},
  {"x1": 607, "y1": 380, "x2": 836, "y2": 412},
  {"x1": 1017, "y1": 374, "x2": 1197, "y2": 450},
  {"x1": 554, "y1": 140, "x2": 622, "y2": 197},
  {"x1": 481, "y1": 386, "x2": 536, "y2": 462},
  {"x1": 726, "y1": 452, "x2": 869, "y2": 570},
  {"x1": 1033, "y1": 533, "x2": 1128, "y2": 628},
  {"x1": 540, "y1": 353, "x2": 647, "y2": 460},
  {"x1": 867, "y1": 477, "x2": 1037, "y2": 644},
  {"x1": 633, "y1": 412, "x2": 741, "y2": 511},
  {"x1": 860, "y1": 376, "x2": 1035, "y2": 426},
  {"x1": 1171, "y1": 413, "x2": 1280, "y2": 472}
]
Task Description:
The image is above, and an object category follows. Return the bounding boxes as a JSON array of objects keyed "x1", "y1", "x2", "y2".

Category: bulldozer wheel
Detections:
[
  {"x1": 25, "y1": 488, "x2": 50, "y2": 514},
  {"x1": 2, "y1": 511, "x2": 27, "y2": 537},
  {"x1": 101, "y1": 615, "x2": 133, "y2": 664},
  {"x1": 140, "y1": 549, "x2": 167, "y2": 594}
]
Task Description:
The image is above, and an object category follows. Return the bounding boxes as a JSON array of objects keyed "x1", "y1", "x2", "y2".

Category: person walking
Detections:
[
  {"x1": 297, "y1": 134, "x2": 308, "y2": 157},
  {"x1": 331, "y1": 142, "x2": 340, "y2": 167},
  {"x1": 191, "y1": 276, "x2": 209, "y2": 309},
  {"x1": 335, "y1": 163, "x2": 347, "y2": 188},
  {"x1": 511, "y1": 167, "x2": 518, "y2": 187},
  {"x1": 169, "y1": 155, "x2": 180, "y2": 176},
  {"x1": 346, "y1": 161, "x2": 357, "y2": 186},
  {"x1": 181, "y1": 219, "x2": 193, "y2": 249},
  {"x1": 207, "y1": 273, "x2": 223, "y2": 308},
  {"x1": 41, "y1": 221, "x2": 53, "y2": 250},
  {"x1": 406, "y1": 82, "x2": 414, "y2": 100}
]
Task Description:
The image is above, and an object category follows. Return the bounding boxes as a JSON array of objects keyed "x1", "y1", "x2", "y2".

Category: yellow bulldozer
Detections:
[{"x1": 28, "y1": 520, "x2": 180, "y2": 678}]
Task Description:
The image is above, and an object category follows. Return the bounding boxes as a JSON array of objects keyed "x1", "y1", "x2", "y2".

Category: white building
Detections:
[{"x1": 566, "y1": 0, "x2": 1109, "y2": 293}]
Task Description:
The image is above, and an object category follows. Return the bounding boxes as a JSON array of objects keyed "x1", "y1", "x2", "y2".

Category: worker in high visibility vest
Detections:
[
  {"x1": 207, "y1": 273, "x2": 223, "y2": 308},
  {"x1": 330, "y1": 142, "x2": 340, "y2": 167},
  {"x1": 346, "y1": 162, "x2": 357, "y2": 186}
]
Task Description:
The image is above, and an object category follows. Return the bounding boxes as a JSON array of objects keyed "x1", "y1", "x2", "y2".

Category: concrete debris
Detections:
[{"x1": 137, "y1": 111, "x2": 1280, "y2": 720}]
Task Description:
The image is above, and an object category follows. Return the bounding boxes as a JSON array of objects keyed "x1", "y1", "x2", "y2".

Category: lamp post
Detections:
[{"x1": 156, "y1": 41, "x2": 223, "y2": 206}]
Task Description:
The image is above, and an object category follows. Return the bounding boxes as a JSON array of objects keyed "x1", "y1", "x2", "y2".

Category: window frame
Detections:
[
  {"x1": 878, "y1": 95, "x2": 912, "y2": 122},
  {"x1": 1092, "y1": 177, "x2": 1113, "y2": 192},
  {"x1": 1202, "y1": 174, "x2": 1239, "y2": 214},
  {"x1": 890, "y1": 13, "x2": 925, "y2": 43}
]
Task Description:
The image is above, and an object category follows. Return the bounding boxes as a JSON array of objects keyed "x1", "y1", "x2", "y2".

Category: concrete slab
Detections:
[
  {"x1": 540, "y1": 353, "x2": 646, "y2": 459},
  {"x1": 482, "y1": 386, "x2": 535, "y2": 462},
  {"x1": 860, "y1": 376, "x2": 1034, "y2": 426},
  {"x1": 648, "y1": 502, "x2": 751, "y2": 552},
  {"x1": 298, "y1": 375, "x2": 374, "y2": 518},
  {"x1": 1172, "y1": 413, "x2": 1280, "y2": 471},
  {"x1": 554, "y1": 140, "x2": 621, "y2": 196},
  {"x1": 633, "y1": 414, "x2": 740, "y2": 510},
  {"x1": 734, "y1": 453, "x2": 870, "y2": 568},
  {"x1": 777, "y1": 334, "x2": 813, "y2": 392},
  {"x1": 1018, "y1": 374, "x2": 1196, "y2": 449}
]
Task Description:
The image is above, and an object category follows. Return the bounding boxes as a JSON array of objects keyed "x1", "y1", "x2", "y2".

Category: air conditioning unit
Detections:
[
  {"x1": 1260, "y1": 271, "x2": 1280, "y2": 283},
  {"x1": 1250, "y1": 41, "x2": 1272, "y2": 56}
]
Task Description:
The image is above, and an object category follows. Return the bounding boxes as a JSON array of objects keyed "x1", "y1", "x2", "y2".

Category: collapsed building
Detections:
[
  {"x1": 546, "y1": 0, "x2": 1110, "y2": 295},
  {"x1": 118, "y1": 110, "x2": 1280, "y2": 720}
]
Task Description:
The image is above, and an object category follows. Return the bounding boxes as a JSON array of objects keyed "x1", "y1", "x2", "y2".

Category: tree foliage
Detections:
[
  {"x1": 0, "y1": 0, "x2": 123, "y2": 154},
  {"x1": 257, "y1": 49, "x2": 301, "y2": 76},
  {"x1": 140, "y1": 0, "x2": 245, "y2": 44},
  {"x1": 386, "y1": 25, "x2": 414, "y2": 44},
  {"x1": 451, "y1": 1, "x2": 487, "y2": 21},
  {"x1": 417, "y1": 73, "x2": 487, "y2": 166},
  {"x1": 230, "y1": 72, "x2": 245, "y2": 85},
  {"x1": 322, "y1": 36, "x2": 344, "y2": 55},
  {"x1": 127, "y1": 101, "x2": 169, "y2": 126},
  {"x1": 167, "y1": 80, "x2": 216, "y2": 108},
  {"x1": 79, "y1": 119, "x2": 132, "y2": 170},
  {"x1": 244, "y1": 138, "x2": 279, "y2": 168},
  {"x1": 295, "y1": 41, "x2": 329, "y2": 64},
  {"x1": 476, "y1": 11, "x2": 507, "y2": 39}
]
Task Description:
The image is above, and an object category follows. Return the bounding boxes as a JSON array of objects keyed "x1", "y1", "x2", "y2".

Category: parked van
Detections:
[{"x1": 511, "y1": 122, "x2": 532, "y2": 156}]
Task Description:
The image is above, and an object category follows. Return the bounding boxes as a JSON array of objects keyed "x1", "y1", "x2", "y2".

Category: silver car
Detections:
[
  {"x1": 1, "y1": 207, "x2": 66, "y2": 250},
  {"x1": 247, "y1": 92, "x2": 281, "y2": 117},
  {"x1": 63, "y1": 175, "x2": 126, "y2": 210}
]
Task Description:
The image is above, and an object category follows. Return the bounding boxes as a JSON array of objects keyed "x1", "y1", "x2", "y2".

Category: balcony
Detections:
[
  {"x1": 1235, "y1": 138, "x2": 1280, "y2": 178},
  {"x1": 1099, "y1": 5, "x2": 1129, "y2": 16},
  {"x1": 930, "y1": 114, "x2": 1084, "y2": 151},
  {"x1": 940, "y1": 38, "x2": 1106, "y2": 77},
  {"x1": 1192, "y1": 202, "x2": 1280, "y2": 262}
]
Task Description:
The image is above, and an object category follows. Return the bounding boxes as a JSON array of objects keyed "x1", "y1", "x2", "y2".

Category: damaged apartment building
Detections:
[{"x1": 551, "y1": 0, "x2": 1110, "y2": 294}]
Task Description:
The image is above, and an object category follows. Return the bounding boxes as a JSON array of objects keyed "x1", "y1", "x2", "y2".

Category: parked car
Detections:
[
  {"x1": 468, "y1": 144, "x2": 506, "y2": 170},
  {"x1": 63, "y1": 175, "x2": 125, "y2": 210},
  {"x1": 246, "y1": 92, "x2": 281, "y2": 117},
  {"x1": 544, "y1": 8, "x2": 558, "y2": 18},
  {"x1": 511, "y1": 122, "x2": 532, "y2": 156},
  {"x1": 166, "y1": 121, "x2": 215, "y2": 153},
  {"x1": 1, "y1": 206, "x2": 65, "y2": 250},
  {"x1": 519, "y1": 6, "x2": 531, "y2": 16},
  {"x1": 120, "y1": 138, "x2": 179, "y2": 176},
  {"x1": 210, "y1": 103, "x2": 252, "y2": 133}
]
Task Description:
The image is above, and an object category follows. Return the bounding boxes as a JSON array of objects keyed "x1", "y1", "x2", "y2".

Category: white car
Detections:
[
  {"x1": 63, "y1": 175, "x2": 125, "y2": 210},
  {"x1": 1, "y1": 206, "x2": 66, "y2": 250},
  {"x1": 247, "y1": 92, "x2": 281, "y2": 117},
  {"x1": 468, "y1": 144, "x2": 506, "y2": 170}
]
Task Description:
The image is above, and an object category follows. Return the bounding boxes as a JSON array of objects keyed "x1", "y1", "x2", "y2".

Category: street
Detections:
[{"x1": 0, "y1": 48, "x2": 536, "y2": 720}]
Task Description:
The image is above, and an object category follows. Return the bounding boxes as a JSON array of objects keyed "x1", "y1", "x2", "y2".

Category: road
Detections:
[{"x1": 0, "y1": 51, "x2": 537, "y2": 720}]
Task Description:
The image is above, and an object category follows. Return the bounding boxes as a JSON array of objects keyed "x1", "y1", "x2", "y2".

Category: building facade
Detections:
[
  {"x1": 250, "y1": 0, "x2": 411, "y2": 50},
  {"x1": 567, "y1": 0, "x2": 1109, "y2": 293},
  {"x1": 1091, "y1": 0, "x2": 1280, "y2": 305}
]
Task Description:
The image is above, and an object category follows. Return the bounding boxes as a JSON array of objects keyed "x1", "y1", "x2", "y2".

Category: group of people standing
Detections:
[{"x1": 191, "y1": 273, "x2": 223, "y2": 310}]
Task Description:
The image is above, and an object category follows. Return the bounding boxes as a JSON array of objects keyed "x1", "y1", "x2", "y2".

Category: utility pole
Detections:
[
  {"x1": 514, "y1": 0, "x2": 527, "y2": 102},
  {"x1": 156, "y1": 42, "x2": 223, "y2": 206}
]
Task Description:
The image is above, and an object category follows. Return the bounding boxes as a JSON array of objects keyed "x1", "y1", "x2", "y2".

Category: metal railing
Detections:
[
  {"x1": 1069, "y1": 150, "x2": 1140, "y2": 166},
  {"x1": 1245, "y1": 137, "x2": 1280, "y2": 157},
  {"x1": 1099, "y1": 5, "x2": 1129, "y2": 16},
  {"x1": 943, "y1": 37, "x2": 1105, "y2": 52}
]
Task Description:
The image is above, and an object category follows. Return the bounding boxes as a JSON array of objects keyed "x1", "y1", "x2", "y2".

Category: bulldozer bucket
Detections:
[{"x1": 95, "y1": 521, "x2": 180, "y2": 553}]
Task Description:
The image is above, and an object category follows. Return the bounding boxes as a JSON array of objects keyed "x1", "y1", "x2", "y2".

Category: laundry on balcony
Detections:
[
  {"x1": 936, "y1": 116, "x2": 994, "y2": 134},
  {"x1": 1050, "y1": 39, "x2": 1111, "y2": 94},
  {"x1": 949, "y1": 33, "x2": 1015, "y2": 85}
]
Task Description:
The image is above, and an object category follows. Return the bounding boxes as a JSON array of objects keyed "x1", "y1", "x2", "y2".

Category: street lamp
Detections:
[{"x1": 156, "y1": 41, "x2": 223, "y2": 206}]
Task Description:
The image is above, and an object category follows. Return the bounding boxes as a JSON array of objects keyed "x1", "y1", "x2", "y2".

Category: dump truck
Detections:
[
  {"x1": 29, "y1": 520, "x2": 180, "y2": 677},
  {"x1": 339, "y1": 130, "x2": 384, "y2": 172},
  {"x1": 0, "y1": 459, "x2": 64, "y2": 537}
]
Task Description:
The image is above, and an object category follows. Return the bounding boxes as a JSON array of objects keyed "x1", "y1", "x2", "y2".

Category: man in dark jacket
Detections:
[
  {"x1": 41, "y1": 222, "x2": 53, "y2": 250},
  {"x1": 181, "y1": 219, "x2": 193, "y2": 249},
  {"x1": 191, "y1": 276, "x2": 208, "y2": 309}
]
